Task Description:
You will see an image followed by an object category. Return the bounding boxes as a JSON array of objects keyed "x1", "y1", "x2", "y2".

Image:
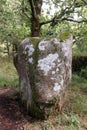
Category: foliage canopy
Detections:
[{"x1": 0, "y1": 0, "x2": 87, "y2": 54}]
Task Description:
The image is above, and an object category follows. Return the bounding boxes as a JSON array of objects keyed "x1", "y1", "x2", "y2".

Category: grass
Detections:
[
  {"x1": 66, "y1": 74, "x2": 87, "y2": 114},
  {"x1": 0, "y1": 56, "x2": 18, "y2": 87},
  {"x1": 73, "y1": 51, "x2": 87, "y2": 57},
  {"x1": 0, "y1": 55, "x2": 87, "y2": 130}
]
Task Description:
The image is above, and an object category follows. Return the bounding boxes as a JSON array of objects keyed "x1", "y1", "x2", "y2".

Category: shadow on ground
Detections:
[{"x1": 0, "y1": 88, "x2": 33, "y2": 130}]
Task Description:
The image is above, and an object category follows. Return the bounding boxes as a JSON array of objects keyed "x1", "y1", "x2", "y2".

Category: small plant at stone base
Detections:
[
  {"x1": 42, "y1": 123, "x2": 52, "y2": 130},
  {"x1": 80, "y1": 67, "x2": 87, "y2": 79},
  {"x1": 81, "y1": 84, "x2": 87, "y2": 94},
  {"x1": 50, "y1": 112, "x2": 82, "y2": 128},
  {"x1": 69, "y1": 113, "x2": 80, "y2": 127}
]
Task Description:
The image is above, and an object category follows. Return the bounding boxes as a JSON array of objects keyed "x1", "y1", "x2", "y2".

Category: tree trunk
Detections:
[
  {"x1": 29, "y1": 0, "x2": 42, "y2": 37},
  {"x1": 6, "y1": 42, "x2": 10, "y2": 56},
  {"x1": 31, "y1": 17, "x2": 40, "y2": 37}
]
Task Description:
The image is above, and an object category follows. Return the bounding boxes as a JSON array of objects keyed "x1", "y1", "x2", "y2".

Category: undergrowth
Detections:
[
  {"x1": 0, "y1": 55, "x2": 87, "y2": 130},
  {"x1": 0, "y1": 56, "x2": 18, "y2": 87}
]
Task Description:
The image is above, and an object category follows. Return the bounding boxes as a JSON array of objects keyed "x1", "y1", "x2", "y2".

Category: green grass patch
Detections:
[
  {"x1": 0, "y1": 56, "x2": 18, "y2": 87},
  {"x1": 66, "y1": 73, "x2": 87, "y2": 115}
]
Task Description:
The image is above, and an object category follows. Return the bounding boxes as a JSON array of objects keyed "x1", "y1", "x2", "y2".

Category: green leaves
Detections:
[
  {"x1": 0, "y1": 0, "x2": 30, "y2": 45},
  {"x1": 0, "y1": 0, "x2": 87, "y2": 47}
]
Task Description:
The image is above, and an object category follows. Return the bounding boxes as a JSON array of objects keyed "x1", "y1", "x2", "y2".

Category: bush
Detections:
[{"x1": 80, "y1": 67, "x2": 87, "y2": 79}]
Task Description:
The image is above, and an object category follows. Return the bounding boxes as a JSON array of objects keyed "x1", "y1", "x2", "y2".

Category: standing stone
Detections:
[{"x1": 14, "y1": 36, "x2": 73, "y2": 119}]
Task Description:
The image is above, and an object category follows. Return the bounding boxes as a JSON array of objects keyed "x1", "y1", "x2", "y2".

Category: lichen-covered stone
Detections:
[
  {"x1": 36, "y1": 36, "x2": 72, "y2": 104},
  {"x1": 15, "y1": 36, "x2": 73, "y2": 119}
]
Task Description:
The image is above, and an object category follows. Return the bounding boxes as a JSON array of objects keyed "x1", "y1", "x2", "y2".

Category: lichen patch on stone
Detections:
[
  {"x1": 60, "y1": 79, "x2": 64, "y2": 86},
  {"x1": 51, "y1": 77, "x2": 55, "y2": 80},
  {"x1": 37, "y1": 53, "x2": 59, "y2": 75},
  {"x1": 58, "y1": 59, "x2": 61, "y2": 63},
  {"x1": 38, "y1": 40, "x2": 49, "y2": 51},
  {"x1": 23, "y1": 44, "x2": 35, "y2": 64},
  {"x1": 47, "y1": 93, "x2": 52, "y2": 98},
  {"x1": 51, "y1": 38, "x2": 60, "y2": 45},
  {"x1": 28, "y1": 57, "x2": 33, "y2": 64},
  {"x1": 54, "y1": 83, "x2": 61, "y2": 92},
  {"x1": 52, "y1": 71, "x2": 56, "y2": 75},
  {"x1": 61, "y1": 35, "x2": 73, "y2": 58},
  {"x1": 56, "y1": 68, "x2": 59, "y2": 72},
  {"x1": 25, "y1": 44, "x2": 34, "y2": 56}
]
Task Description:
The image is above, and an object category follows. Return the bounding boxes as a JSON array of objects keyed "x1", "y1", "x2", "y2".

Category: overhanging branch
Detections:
[
  {"x1": 63, "y1": 18, "x2": 87, "y2": 23},
  {"x1": 40, "y1": 20, "x2": 53, "y2": 26},
  {"x1": 40, "y1": 4, "x2": 75, "y2": 27},
  {"x1": 81, "y1": 0, "x2": 87, "y2": 4},
  {"x1": 40, "y1": 17, "x2": 87, "y2": 27},
  {"x1": 40, "y1": 1, "x2": 87, "y2": 27}
]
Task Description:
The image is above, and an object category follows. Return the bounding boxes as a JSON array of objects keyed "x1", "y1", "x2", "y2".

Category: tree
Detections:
[
  {"x1": 1, "y1": 0, "x2": 87, "y2": 40},
  {"x1": 0, "y1": 0, "x2": 30, "y2": 55},
  {"x1": 20, "y1": 0, "x2": 87, "y2": 37}
]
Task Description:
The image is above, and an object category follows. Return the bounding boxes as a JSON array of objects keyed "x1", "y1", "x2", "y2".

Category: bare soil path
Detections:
[{"x1": 0, "y1": 88, "x2": 32, "y2": 130}]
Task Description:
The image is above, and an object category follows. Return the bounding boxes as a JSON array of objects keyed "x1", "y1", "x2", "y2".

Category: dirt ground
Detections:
[
  {"x1": 0, "y1": 88, "x2": 33, "y2": 130},
  {"x1": 0, "y1": 88, "x2": 87, "y2": 130}
]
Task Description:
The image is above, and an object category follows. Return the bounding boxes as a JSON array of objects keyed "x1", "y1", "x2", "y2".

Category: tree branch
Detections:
[
  {"x1": 40, "y1": 20, "x2": 53, "y2": 26},
  {"x1": 28, "y1": 0, "x2": 36, "y2": 18},
  {"x1": 40, "y1": 0, "x2": 87, "y2": 27},
  {"x1": 40, "y1": 17, "x2": 87, "y2": 27},
  {"x1": 81, "y1": 0, "x2": 87, "y2": 4},
  {"x1": 21, "y1": 0, "x2": 30, "y2": 19},
  {"x1": 23, "y1": 12, "x2": 30, "y2": 19},
  {"x1": 63, "y1": 18, "x2": 87, "y2": 23},
  {"x1": 40, "y1": 4, "x2": 75, "y2": 27}
]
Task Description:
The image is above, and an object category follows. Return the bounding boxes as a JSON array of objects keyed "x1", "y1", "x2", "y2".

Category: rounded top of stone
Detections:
[{"x1": 21, "y1": 38, "x2": 29, "y2": 45}]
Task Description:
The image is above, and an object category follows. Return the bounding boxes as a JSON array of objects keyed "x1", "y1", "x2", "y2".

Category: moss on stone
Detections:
[
  {"x1": 29, "y1": 37, "x2": 42, "y2": 46},
  {"x1": 27, "y1": 37, "x2": 41, "y2": 106},
  {"x1": 58, "y1": 32, "x2": 71, "y2": 42},
  {"x1": 29, "y1": 102, "x2": 45, "y2": 119},
  {"x1": 27, "y1": 37, "x2": 61, "y2": 118}
]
